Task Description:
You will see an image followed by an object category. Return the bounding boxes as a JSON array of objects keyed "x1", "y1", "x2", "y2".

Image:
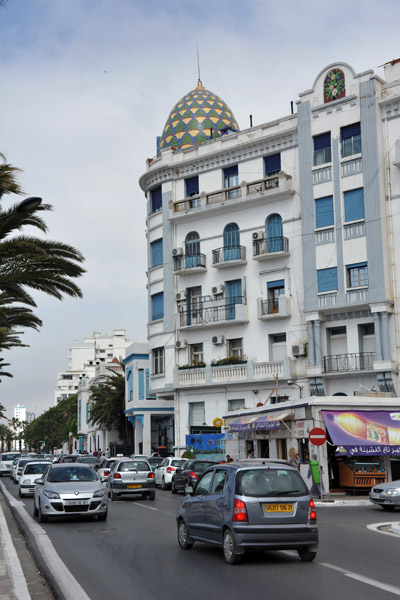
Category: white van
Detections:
[{"x1": 0, "y1": 452, "x2": 21, "y2": 476}]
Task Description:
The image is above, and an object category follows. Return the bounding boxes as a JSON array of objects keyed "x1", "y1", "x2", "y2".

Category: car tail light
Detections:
[
  {"x1": 189, "y1": 471, "x2": 198, "y2": 480},
  {"x1": 113, "y1": 472, "x2": 121, "y2": 479},
  {"x1": 166, "y1": 466, "x2": 175, "y2": 474},
  {"x1": 147, "y1": 471, "x2": 155, "y2": 479},
  {"x1": 233, "y1": 498, "x2": 248, "y2": 522},
  {"x1": 308, "y1": 499, "x2": 317, "y2": 522},
  {"x1": 104, "y1": 470, "x2": 110, "y2": 476}
]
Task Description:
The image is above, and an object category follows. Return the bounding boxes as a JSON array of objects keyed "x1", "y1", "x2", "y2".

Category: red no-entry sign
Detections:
[{"x1": 309, "y1": 427, "x2": 327, "y2": 446}]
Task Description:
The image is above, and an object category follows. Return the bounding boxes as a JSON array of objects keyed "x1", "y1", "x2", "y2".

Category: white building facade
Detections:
[{"x1": 140, "y1": 61, "x2": 400, "y2": 460}]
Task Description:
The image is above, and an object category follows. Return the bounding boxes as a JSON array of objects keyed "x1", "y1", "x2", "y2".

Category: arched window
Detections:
[
  {"x1": 266, "y1": 214, "x2": 283, "y2": 252},
  {"x1": 324, "y1": 69, "x2": 345, "y2": 103},
  {"x1": 223, "y1": 223, "x2": 240, "y2": 261},
  {"x1": 185, "y1": 231, "x2": 200, "y2": 267}
]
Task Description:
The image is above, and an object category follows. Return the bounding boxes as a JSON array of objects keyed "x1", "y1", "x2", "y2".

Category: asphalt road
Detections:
[{"x1": 3, "y1": 477, "x2": 400, "y2": 600}]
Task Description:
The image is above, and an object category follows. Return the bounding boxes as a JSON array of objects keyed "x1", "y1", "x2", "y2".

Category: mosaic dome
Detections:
[{"x1": 159, "y1": 81, "x2": 240, "y2": 151}]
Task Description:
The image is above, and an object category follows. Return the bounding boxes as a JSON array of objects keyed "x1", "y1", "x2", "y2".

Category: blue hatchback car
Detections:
[{"x1": 177, "y1": 459, "x2": 318, "y2": 564}]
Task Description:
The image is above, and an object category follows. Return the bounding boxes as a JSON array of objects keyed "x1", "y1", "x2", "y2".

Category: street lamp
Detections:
[
  {"x1": 0, "y1": 196, "x2": 42, "y2": 222},
  {"x1": 287, "y1": 380, "x2": 303, "y2": 398}
]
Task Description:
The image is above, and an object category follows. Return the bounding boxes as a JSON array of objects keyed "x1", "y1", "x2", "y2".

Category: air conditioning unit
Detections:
[
  {"x1": 212, "y1": 335, "x2": 225, "y2": 345},
  {"x1": 176, "y1": 291, "x2": 186, "y2": 301},
  {"x1": 172, "y1": 247, "x2": 183, "y2": 256},
  {"x1": 212, "y1": 284, "x2": 225, "y2": 295},
  {"x1": 292, "y1": 343, "x2": 307, "y2": 357},
  {"x1": 176, "y1": 340, "x2": 187, "y2": 349},
  {"x1": 252, "y1": 230, "x2": 264, "y2": 240}
]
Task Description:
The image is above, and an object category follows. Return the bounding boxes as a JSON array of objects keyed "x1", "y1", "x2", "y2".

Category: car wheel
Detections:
[
  {"x1": 33, "y1": 500, "x2": 38, "y2": 517},
  {"x1": 177, "y1": 520, "x2": 193, "y2": 549},
  {"x1": 161, "y1": 477, "x2": 168, "y2": 491},
  {"x1": 171, "y1": 479, "x2": 177, "y2": 494},
  {"x1": 38, "y1": 502, "x2": 48, "y2": 523},
  {"x1": 298, "y1": 547, "x2": 317, "y2": 562},
  {"x1": 381, "y1": 504, "x2": 396, "y2": 511},
  {"x1": 148, "y1": 491, "x2": 155, "y2": 501},
  {"x1": 223, "y1": 529, "x2": 243, "y2": 565},
  {"x1": 97, "y1": 511, "x2": 108, "y2": 521},
  {"x1": 18, "y1": 489, "x2": 22, "y2": 498},
  {"x1": 110, "y1": 490, "x2": 118, "y2": 501}
]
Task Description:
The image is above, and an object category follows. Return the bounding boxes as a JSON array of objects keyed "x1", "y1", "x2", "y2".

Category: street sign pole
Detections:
[
  {"x1": 308, "y1": 427, "x2": 327, "y2": 500},
  {"x1": 317, "y1": 445, "x2": 323, "y2": 500}
]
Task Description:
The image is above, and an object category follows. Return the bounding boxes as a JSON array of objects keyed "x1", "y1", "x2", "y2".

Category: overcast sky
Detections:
[{"x1": 0, "y1": 0, "x2": 399, "y2": 419}]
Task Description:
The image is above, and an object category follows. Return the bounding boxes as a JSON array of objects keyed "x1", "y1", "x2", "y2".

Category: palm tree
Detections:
[
  {"x1": 0, "y1": 424, "x2": 11, "y2": 451},
  {"x1": 0, "y1": 154, "x2": 85, "y2": 359},
  {"x1": 89, "y1": 368, "x2": 132, "y2": 444}
]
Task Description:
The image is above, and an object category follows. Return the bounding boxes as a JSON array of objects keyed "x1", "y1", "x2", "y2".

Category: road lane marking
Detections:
[
  {"x1": 134, "y1": 503, "x2": 158, "y2": 511},
  {"x1": 321, "y1": 563, "x2": 400, "y2": 596}
]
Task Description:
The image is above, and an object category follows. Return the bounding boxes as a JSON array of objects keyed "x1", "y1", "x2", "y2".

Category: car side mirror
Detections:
[{"x1": 184, "y1": 485, "x2": 194, "y2": 495}]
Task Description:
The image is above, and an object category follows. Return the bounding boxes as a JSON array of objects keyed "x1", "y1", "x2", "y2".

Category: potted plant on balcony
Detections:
[
  {"x1": 211, "y1": 356, "x2": 247, "y2": 367},
  {"x1": 178, "y1": 361, "x2": 206, "y2": 370}
]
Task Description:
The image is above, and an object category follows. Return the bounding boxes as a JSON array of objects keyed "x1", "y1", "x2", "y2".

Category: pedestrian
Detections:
[
  {"x1": 105, "y1": 447, "x2": 110, "y2": 458},
  {"x1": 291, "y1": 450, "x2": 300, "y2": 470},
  {"x1": 308, "y1": 454, "x2": 325, "y2": 498},
  {"x1": 247, "y1": 449, "x2": 255, "y2": 459},
  {"x1": 226, "y1": 455, "x2": 234, "y2": 463}
]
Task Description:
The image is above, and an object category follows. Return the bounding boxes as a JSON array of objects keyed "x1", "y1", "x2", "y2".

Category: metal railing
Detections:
[
  {"x1": 173, "y1": 253, "x2": 206, "y2": 271},
  {"x1": 212, "y1": 245, "x2": 246, "y2": 264},
  {"x1": 206, "y1": 185, "x2": 242, "y2": 205},
  {"x1": 253, "y1": 236, "x2": 289, "y2": 257},
  {"x1": 323, "y1": 352, "x2": 375, "y2": 372},
  {"x1": 178, "y1": 295, "x2": 247, "y2": 326},
  {"x1": 247, "y1": 176, "x2": 279, "y2": 195},
  {"x1": 261, "y1": 298, "x2": 279, "y2": 315}
]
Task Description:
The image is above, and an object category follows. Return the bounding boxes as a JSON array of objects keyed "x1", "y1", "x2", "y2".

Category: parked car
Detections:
[
  {"x1": 0, "y1": 452, "x2": 21, "y2": 476},
  {"x1": 370, "y1": 479, "x2": 400, "y2": 510},
  {"x1": 15, "y1": 458, "x2": 48, "y2": 484},
  {"x1": 33, "y1": 463, "x2": 108, "y2": 522},
  {"x1": 106, "y1": 458, "x2": 155, "y2": 501},
  {"x1": 10, "y1": 457, "x2": 22, "y2": 481},
  {"x1": 177, "y1": 460, "x2": 318, "y2": 564},
  {"x1": 171, "y1": 459, "x2": 219, "y2": 494},
  {"x1": 155, "y1": 457, "x2": 188, "y2": 490},
  {"x1": 97, "y1": 457, "x2": 122, "y2": 482},
  {"x1": 19, "y1": 461, "x2": 50, "y2": 497}
]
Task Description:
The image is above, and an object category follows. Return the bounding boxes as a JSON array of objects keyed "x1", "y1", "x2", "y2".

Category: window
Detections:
[
  {"x1": 313, "y1": 132, "x2": 331, "y2": 166},
  {"x1": 190, "y1": 343, "x2": 204, "y2": 365},
  {"x1": 224, "y1": 165, "x2": 238, "y2": 188},
  {"x1": 185, "y1": 176, "x2": 199, "y2": 198},
  {"x1": 152, "y1": 348, "x2": 165, "y2": 375},
  {"x1": 223, "y1": 223, "x2": 240, "y2": 261},
  {"x1": 228, "y1": 338, "x2": 243, "y2": 359},
  {"x1": 150, "y1": 186, "x2": 162, "y2": 213},
  {"x1": 150, "y1": 239, "x2": 163, "y2": 268},
  {"x1": 196, "y1": 470, "x2": 214, "y2": 495},
  {"x1": 347, "y1": 262, "x2": 368, "y2": 288},
  {"x1": 138, "y1": 369, "x2": 145, "y2": 399},
  {"x1": 270, "y1": 334, "x2": 287, "y2": 362},
  {"x1": 151, "y1": 292, "x2": 164, "y2": 321},
  {"x1": 317, "y1": 267, "x2": 338, "y2": 293},
  {"x1": 267, "y1": 280, "x2": 285, "y2": 313},
  {"x1": 315, "y1": 196, "x2": 334, "y2": 229},
  {"x1": 266, "y1": 214, "x2": 284, "y2": 252},
  {"x1": 341, "y1": 123, "x2": 361, "y2": 158},
  {"x1": 211, "y1": 470, "x2": 228, "y2": 494},
  {"x1": 185, "y1": 231, "x2": 201, "y2": 268},
  {"x1": 344, "y1": 188, "x2": 364, "y2": 222},
  {"x1": 264, "y1": 153, "x2": 281, "y2": 176},
  {"x1": 228, "y1": 399, "x2": 245, "y2": 411},
  {"x1": 188, "y1": 401, "x2": 205, "y2": 426}
]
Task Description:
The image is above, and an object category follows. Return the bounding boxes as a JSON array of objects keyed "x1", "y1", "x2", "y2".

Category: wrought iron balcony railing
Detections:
[
  {"x1": 212, "y1": 245, "x2": 246, "y2": 265},
  {"x1": 178, "y1": 295, "x2": 247, "y2": 326},
  {"x1": 261, "y1": 298, "x2": 279, "y2": 315},
  {"x1": 253, "y1": 236, "x2": 289, "y2": 257},
  {"x1": 173, "y1": 253, "x2": 206, "y2": 271},
  {"x1": 323, "y1": 352, "x2": 376, "y2": 373}
]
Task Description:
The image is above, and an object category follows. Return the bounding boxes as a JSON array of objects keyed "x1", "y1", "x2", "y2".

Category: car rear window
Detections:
[
  {"x1": 236, "y1": 468, "x2": 309, "y2": 498},
  {"x1": 48, "y1": 467, "x2": 97, "y2": 482},
  {"x1": 60, "y1": 456, "x2": 77, "y2": 463},
  {"x1": 194, "y1": 462, "x2": 216, "y2": 474},
  {"x1": 77, "y1": 457, "x2": 99, "y2": 464},
  {"x1": 171, "y1": 460, "x2": 185, "y2": 468},
  {"x1": 119, "y1": 461, "x2": 149, "y2": 472},
  {"x1": 2, "y1": 453, "x2": 20, "y2": 461}
]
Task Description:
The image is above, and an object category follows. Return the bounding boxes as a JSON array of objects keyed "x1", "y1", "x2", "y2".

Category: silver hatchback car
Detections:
[
  {"x1": 177, "y1": 460, "x2": 318, "y2": 564},
  {"x1": 107, "y1": 458, "x2": 156, "y2": 501}
]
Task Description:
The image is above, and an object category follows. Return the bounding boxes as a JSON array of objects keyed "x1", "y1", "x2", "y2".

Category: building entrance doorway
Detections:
[{"x1": 258, "y1": 439, "x2": 270, "y2": 458}]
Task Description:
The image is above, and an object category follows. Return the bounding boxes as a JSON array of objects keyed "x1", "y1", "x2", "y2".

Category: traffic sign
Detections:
[{"x1": 309, "y1": 427, "x2": 327, "y2": 446}]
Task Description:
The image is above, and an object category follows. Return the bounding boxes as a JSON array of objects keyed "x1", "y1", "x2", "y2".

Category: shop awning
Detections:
[
  {"x1": 230, "y1": 411, "x2": 293, "y2": 432},
  {"x1": 321, "y1": 409, "x2": 400, "y2": 457}
]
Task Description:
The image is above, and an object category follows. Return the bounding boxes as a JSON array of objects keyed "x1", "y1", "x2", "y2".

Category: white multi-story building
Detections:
[
  {"x1": 13, "y1": 404, "x2": 35, "y2": 424},
  {"x1": 140, "y1": 60, "x2": 400, "y2": 460}
]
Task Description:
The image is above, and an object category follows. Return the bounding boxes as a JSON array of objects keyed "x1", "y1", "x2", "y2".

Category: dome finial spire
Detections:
[{"x1": 196, "y1": 43, "x2": 203, "y2": 89}]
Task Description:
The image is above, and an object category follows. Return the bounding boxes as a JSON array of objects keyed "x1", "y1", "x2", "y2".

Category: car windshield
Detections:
[
  {"x1": 47, "y1": 467, "x2": 97, "y2": 482},
  {"x1": 3, "y1": 454, "x2": 20, "y2": 461},
  {"x1": 148, "y1": 458, "x2": 163, "y2": 466},
  {"x1": 24, "y1": 463, "x2": 48, "y2": 475},
  {"x1": 236, "y1": 468, "x2": 309, "y2": 498},
  {"x1": 193, "y1": 462, "x2": 215, "y2": 474},
  {"x1": 119, "y1": 461, "x2": 149, "y2": 472}
]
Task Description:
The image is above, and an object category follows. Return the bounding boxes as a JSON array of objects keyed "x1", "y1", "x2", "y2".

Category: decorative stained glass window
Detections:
[{"x1": 324, "y1": 69, "x2": 345, "y2": 103}]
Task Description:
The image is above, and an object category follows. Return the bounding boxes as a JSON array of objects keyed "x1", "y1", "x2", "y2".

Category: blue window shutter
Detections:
[
  {"x1": 317, "y1": 267, "x2": 338, "y2": 292},
  {"x1": 313, "y1": 132, "x2": 331, "y2": 151},
  {"x1": 264, "y1": 153, "x2": 281, "y2": 174},
  {"x1": 185, "y1": 176, "x2": 199, "y2": 196},
  {"x1": 151, "y1": 186, "x2": 162, "y2": 212},
  {"x1": 151, "y1": 292, "x2": 164, "y2": 321},
  {"x1": 224, "y1": 166, "x2": 238, "y2": 178},
  {"x1": 267, "y1": 279, "x2": 285, "y2": 289},
  {"x1": 344, "y1": 189, "x2": 364, "y2": 222},
  {"x1": 146, "y1": 368, "x2": 156, "y2": 399},
  {"x1": 315, "y1": 196, "x2": 334, "y2": 228},
  {"x1": 151, "y1": 239, "x2": 163, "y2": 267},
  {"x1": 138, "y1": 370, "x2": 144, "y2": 400},
  {"x1": 341, "y1": 123, "x2": 360, "y2": 140}
]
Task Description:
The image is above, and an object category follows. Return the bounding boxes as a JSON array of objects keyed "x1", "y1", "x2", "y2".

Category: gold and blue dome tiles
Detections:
[{"x1": 160, "y1": 82, "x2": 240, "y2": 150}]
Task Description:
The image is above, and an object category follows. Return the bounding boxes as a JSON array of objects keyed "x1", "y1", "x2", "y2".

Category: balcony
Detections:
[
  {"x1": 316, "y1": 228, "x2": 335, "y2": 245},
  {"x1": 178, "y1": 296, "x2": 248, "y2": 329},
  {"x1": 173, "y1": 253, "x2": 206, "y2": 274},
  {"x1": 211, "y1": 363, "x2": 247, "y2": 383},
  {"x1": 318, "y1": 292, "x2": 337, "y2": 309},
  {"x1": 346, "y1": 288, "x2": 368, "y2": 305},
  {"x1": 323, "y1": 352, "x2": 376, "y2": 373},
  {"x1": 253, "y1": 361, "x2": 283, "y2": 379},
  {"x1": 342, "y1": 156, "x2": 362, "y2": 177},
  {"x1": 212, "y1": 245, "x2": 246, "y2": 268},
  {"x1": 178, "y1": 367, "x2": 206, "y2": 386},
  {"x1": 313, "y1": 165, "x2": 332, "y2": 185},
  {"x1": 253, "y1": 237, "x2": 289, "y2": 261},
  {"x1": 258, "y1": 295, "x2": 291, "y2": 319}
]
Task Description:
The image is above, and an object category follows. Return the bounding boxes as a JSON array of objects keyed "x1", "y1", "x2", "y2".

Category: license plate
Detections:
[
  {"x1": 65, "y1": 500, "x2": 90, "y2": 506},
  {"x1": 370, "y1": 493, "x2": 380, "y2": 499},
  {"x1": 263, "y1": 503, "x2": 293, "y2": 513},
  {"x1": 127, "y1": 484, "x2": 142, "y2": 489}
]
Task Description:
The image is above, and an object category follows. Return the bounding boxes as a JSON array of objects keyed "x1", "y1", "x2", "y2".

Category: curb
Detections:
[
  {"x1": 392, "y1": 522, "x2": 400, "y2": 535},
  {"x1": 0, "y1": 480, "x2": 90, "y2": 600},
  {"x1": 315, "y1": 499, "x2": 371, "y2": 507},
  {"x1": 0, "y1": 498, "x2": 31, "y2": 599}
]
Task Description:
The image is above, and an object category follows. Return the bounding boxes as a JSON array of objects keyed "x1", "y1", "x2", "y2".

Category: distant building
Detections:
[{"x1": 13, "y1": 404, "x2": 35, "y2": 424}]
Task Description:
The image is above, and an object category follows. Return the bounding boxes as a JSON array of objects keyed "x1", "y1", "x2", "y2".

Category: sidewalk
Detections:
[{"x1": 0, "y1": 496, "x2": 31, "y2": 600}]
